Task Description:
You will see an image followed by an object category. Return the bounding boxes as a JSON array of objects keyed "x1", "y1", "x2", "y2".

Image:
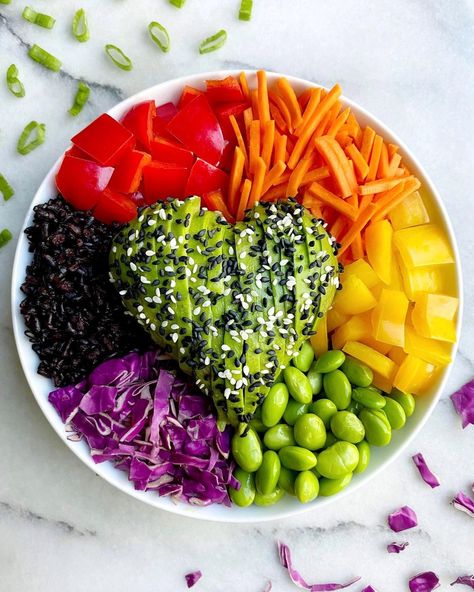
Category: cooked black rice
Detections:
[{"x1": 20, "y1": 196, "x2": 153, "y2": 386}]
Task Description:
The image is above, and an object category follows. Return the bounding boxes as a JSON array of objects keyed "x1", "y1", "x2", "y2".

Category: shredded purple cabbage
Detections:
[
  {"x1": 185, "y1": 570, "x2": 202, "y2": 588},
  {"x1": 361, "y1": 588, "x2": 376, "y2": 592},
  {"x1": 263, "y1": 582, "x2": 273, "y2": 592},
  {"x1": 412, "y1": 453, "x2": 440, "y2": 488},
  {"x1": 451, "y1": 575, "x2": 474, "y2": 588},
  {"x1": 388, "y1": 506, "x2": 418, "y2": 532},
  {"x1": 387, "y1": 541, "x2": 409, "y2": 554},
  {"x1": 277, "y1": 542, "x2": 360, "y2": 591},
  {"x1": 409, "y1": 571, "x2": 440, "y2": 592},
  {"x1": 49, "y1": 351, "x2": 235, "y2": 506},
  {"x1": 452, "y1": 492, "x2": 474, "y2": 518},
  {"x1": 450, "y1": 380, "x2": 474, "y2": 428}
]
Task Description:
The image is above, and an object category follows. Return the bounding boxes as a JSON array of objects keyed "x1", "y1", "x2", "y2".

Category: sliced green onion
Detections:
[
  {"x1": 17, "y1": 121, "x2": 46, "y2": 155},
  {"x1": 199, "y1": 29, "x2": 227, "y2": 54},
  {"x1": 22, "y1": 6, "x2": 56, "y2": 29},
  {"x1": 0, "y1": 0, "x2": 12, "y2": 4},
  {"x1": 105, "y1": 44, "x2": 133, "y2": 71},
  {"x1": 0, "y1": 174, "x2": 14, "y2": 202},
  {"x1": 72, "y1": 8, "x2": 89, "y2": 42},
  {"x1": 6, "y1": 64, "x2": 25, "y2": 98},
  {"x1": 69, "y1": 81, "x2": 90, "y2": 116},
  {"x1": 239, "y1": 0, "x2": 253, "y2": 21},
  {"x1": 169, "y1": 0, "x2": 186, "y2": 7},
  {"x1": 28, "y1": 44, "x2": 62, "y2": 72},
  {"x1": 0, "y1": 229, "x2": 13, "y2": 249},
  {"x1": 148, "y1": 21, "x2": 170, "y2": 53}
]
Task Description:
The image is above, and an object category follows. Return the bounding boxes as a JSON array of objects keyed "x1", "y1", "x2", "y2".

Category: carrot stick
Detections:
[
  {"x1": 315, "y1": 102, "x2": 339, "y2": 137},
  {"x1": 286, "y1": 157, "x2": 313, "y2": 198},
  {"x1": 229, "y1": 115, "x2": 249, "y2": 173},
  {"x1": 328, "y1": 107, "x2": 351, "y2": 138},
  {"x1": 248, "y1": 157, "x2": 267, "y2": 208},
  {"x1": 251, "y1": 89, "x2": 259, "y2": 119},
  {"x1": 336, "y1": 132, "x2": 353, "y2": 149},
  {"x1": 261, "y1": 160, "x2": 287, "y2": 195},
  {"x1": 243, "y1": 107, "x2": 253, "y2": 142},
  {"x1": 307, "y1": 182, "x2": 358, "y2": 220},
  {"x1": 388, "y1": 143, "x2": 399, "y2": 158},
  {"x1": 347, "y1": 112, "x2": 362, "y2": 147},
  {"x1": 257, "y1": 70, "x2": 270, "y2": 123},
  {"x1": 269, "y1": 90, "x2": 292, "y2": 130},
  {"x1": 358, "y1": 175, "x2": 413, "y2": 195},
  {"x1": 346, "y1": 142, "x2": 370, "y2": 181},
  {"x1": 269, "y1": 103, "x2": 287, "y2": 133},
  {"x1": 347, "y1": 192, "x2": 358, "y2": 209},
  {"x1": 329, "y1": 215, "x2": 347, "y2": 241},
  {"x1": 351, "y1": 233, "x2": 364, "y2": 259},
  {"x1": 276, "y1": 77, "x2": 303, "y2": 130},
  {"x1": 205, "y1": 190, "x2": 235, "y2": 223},
  {"x1": 228, "y1": 147, "x2": 245, "y2": 215},
  {"x1": 249, "y1": 120, "x2": 261, "y2": 174},
  {"x1": 372, "y1": 178, "x2": 421, "y2": 222},
  {"x1": 261, "y1": 120, "x2": 275, "y2": 169},
  {"x1": 294, "y1": 88, "x2": 322, "y2": 136},
  {"x1": 239, "y1": 71, "x2": 250, "y2": 100},
  {"x1": 339, "y1": 203, "x2": 378, "y2": 255},
  {"x1": 260, "y1": 183, "x2": 287, "y2": 202},
  {"x1": 300, "y1": 166, "x2": 330, "y2": 185},
  {"x1": 359, "y1": 193, "x2": 373, "y2": 210},
  {"x1": 377, "y1": 143, "x2": 390, "y2": 179},
  {"x1": 360, "y1": 126, "x2": 376, "y2": 163},
  {"x1": 366, "y1": 134, "x2": 383, "y2": 181},
  {"x1": 314, "y1": 136, "x2": 358, "y2": 198},
  {"x1": 298, "y1": 88, "x2": 313, "y2": 110},
  {"x1": 274, "y1": 132, "x2": 288, "y2": 165},
  {"x1": 236, "y1": 178, "x2": 252, "y2": 221},
  {"x1": 322, "y1": 102, "x2": 342, "y2": 135},
  {"x1": 387, "y1": 152, "x2": 402, "y2": 177}
]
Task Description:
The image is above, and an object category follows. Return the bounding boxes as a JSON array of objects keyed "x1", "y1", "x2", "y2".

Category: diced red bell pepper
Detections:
[
  {"x1": 167, "y1": 95, "x2": 225, "y2": 166},
  {"x1": 185, "y1": 158, "x2": 229, "y2": 196},
  {"x1": 218, "y1": 140, "x2": 235, "y2": 172},
  {"x1": 142, "y1": 161, "x2": 190, "y2": 204},
  {"x1": 56, "y1": 154, "x2": 114, "y2": 211},
  {"x1": 178, "y1": 86, "x2": 204, "y2": 110},
  {"x1": 206, "y1": 76, "x2": 244, "y2": 104},
  {"x1": 202, "y1": 190, "x2": 235, "y2": 222},
  {"x1": 150, "y1": 137, "x2": 195, "y2": 169},
  {"x1": 128, "y1": 191, "x2": 146, "y2": 207},
  {"x1": 215, "y1": 101, "x2": 249, "y2": 140},
  {"x1": 93, "y1": 189, "x2": 137, "y2": 224},
  {"x1": 109, "y1": 150, "x2": 151, "y2": 194},
  {"x1": 71, "y1": 113, "x2": 135, "y2": 166},
  {"x1": 120, "y1": 100, "x2": 156, "y2": 150},
  {"x1": 153, "y1": 103, "x2": 179, "y2": 139},
  {"x1": 65, "y1": 145, "x2": 89, "y2": 159}
]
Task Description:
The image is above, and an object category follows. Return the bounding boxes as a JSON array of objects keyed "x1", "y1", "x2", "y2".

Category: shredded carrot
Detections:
[
  {"x1": 339, "y1": 203, "x2": 378, "y2": 254},
  {"x1": 372, "y1": 178, "x2": 421, "y2": 222},
  {"x1": 359, "y1": 193, "x2": 373, "y2": 210},
  {"x1": 307, "y1": 182, "x2": 358, "y2": 220},
  {"x1": 358, "y1": 175, "x2": 413, "y2": 195},
  {"x1": 300, "y1": 166, "x2": 330, "y2": 186},
  {"x1": 347, "y1": 112, "x2": 362, "y2": 146},
  {"x1": 294, "y1": 88, "x2": 322, "y2": 136},
  {"x1": 388, "y1": 143, "x2": 399, "y2": 158},
  {"x1": 335, "y1": 132, "x2": 353, "y2": 149},
  {"x1": 261, "y1": 160, "x2": 287, "y2": 195},
  {"x1": 347, "y1": 192, "x2": 358, "y2": 209},
  {"x1": 205, "y1": 190, "x2": 235, "y2": 223},
  {"x1": 249, "y1": 119, "x2": 261, "y2": 174},
  {"x1": 260, "y1": 183, "x2": 287, "y2": 202},
  {"x1": 314, "y1": 136, "x2": 357, "y2": 198},
  {"x1": 315, "y1": 102, "x2": 339, "y2": 138},
  {"x1": 328, "y1": 107, "x2": 351, "y2": 138},
  {"x1": 269, "y1": 90, "x2": 292, "y2": 131},
  {"x1": 236, "y1": 179, "x2": 252, "y2": 221},
  {"x1": 366, "y1": 134, "x2": 383, "y2": 181},
  {"x1": 302, "y1": 193, "x2": 323, "y2": 219},
  {"x1": 329, "y1": 215, "x2": 347, "y2": 241},
  {"x1": 346, "y1": 142, "x2": 370, "y2": 181},
  {"x1": 257, "y1": 70, "x2": 270, "y2": 123},
  {"x1": 274, "y1": 132, "x2": 288, "y2": 165},
  {"x1": 360, "y1": 127, "x2": 376, "y2": 163},
  {"x1": 229, "y1": 115, "x2": 249, "y2": 173},
  {"x1": 377, "y1": 143, "x2": 389, "y2": 178},
  {"x1": 298, "y1": 88, "x2": 313, "y2": 110},
  {"x1": 243, "y1": 107, "x2": 253, "y2": 141},
  {"x1": 269, "y1": 103, "x2": 287, "y2": 133},
  {"x1": 351, "y1": 233, "x2": 364, "y2": 259},
  {"x1": 250, "y1": 89, "x2": 259, "y2": 119},
  {"x1": 387, "y1": 152, "x2": 402, "y2": 177},
  {"x1": 239, "y1": 71, "x2": 250, "y2": 100},
  {"x1": 261, "y1": 120, "x2": 275, "y2": 169},
  {"x1": 248, "y1": 157, "x2": 267, "y2": 208},
  {"x1": 228, "y1": 147, "x2": 245, "y2": 215},
  {"x1": 321, "y1": 102, "x2": 342, "y2": 136},
  {"x1": 286, "y1": 157, "x2": 313, "y2": 198},
  {"x1": 276, "y1": 77, "x2": 303, "y2": 130}
]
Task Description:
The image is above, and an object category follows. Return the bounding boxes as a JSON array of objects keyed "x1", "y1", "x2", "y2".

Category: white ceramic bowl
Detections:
[{"x1": 11, "y1": 71, "x2": 463, "y2": 522}]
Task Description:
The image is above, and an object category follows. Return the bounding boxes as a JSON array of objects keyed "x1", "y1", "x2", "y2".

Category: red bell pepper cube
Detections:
[
  {"x1": 185, "y1": 158, "x2": 229, "y2": 197},
  {"x1": 178, "y1": 86, "x2": 204, "y2": 110},
  {"x1": 55, "y1": 154, "x2": 114, "y2": 211},
  {"x1": 109, "y1": 150, "x2": 151, "y2": 194},
  {"x1": 65, "y1": 145, "x2": 89, "y2": 159},
  {"x1": 121, "y1": 100, "x2": 156, "y2": 150},
  {"x1": 71, "y1": 113, "x2": 135, "y2": 166},
  {"x1": 215, "y1": 102, "x2": 248, "y2": 140},
  {"x1": 206, "y1": 76, "x2": 244, "y2": 104},
  {"x1": 142, "y1": 161, "x2": 190, "y2": 204},
  {"x1": 202, "y1": 190, "x2": 235, "y2": 222},
  {"x1": 150, "y1": 137, "x2": 195, "y2": 169},
  {"x1": 153, "y1": 102, "x2": 179, "y2": 139},
  {"x1": 167, "y1": 95, "x2": 225, "y2": 166},
  {"x1": 218, "y1": 140, "x2": 235, "y2": 172},
  {"x1": 93, "y1": 189, "x2": 137, "y2": 224}
]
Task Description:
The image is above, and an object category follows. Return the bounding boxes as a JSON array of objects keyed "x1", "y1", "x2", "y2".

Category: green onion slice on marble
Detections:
[
  {"x1": 0, "y1": 174, "x2": 14, "y2": 201},
  {"x1": 105, "y1": 44, "x2": 133, "y2": 71},
  {"x1": 22, "y1": 6, "x2": 56, "y2": 29},
  {"x1": 69, "y1": 81, "x2": 90, "y2": 116},
  {"x1": 199, "y1": 29, "x2": 227, "y2": 54},
  {"x1": 72, "y1": 9, "x2": 90, "y2": 42},
  {"x1": 0, "y1": 229, "x2": 13, "y2": 249},
  {"x1": 28, "y1": 45, "x2": 62, "y2": 72},
  {"x1": 17, "y1": 121, "x2": 46, "y2": 155},
  {"x1": 239, "y1": 0, "x2": 253, "y2": 21},
  {"x1": 148, "y1": 21, "x2": 170, "y2": 53},
  {"x1": 6, "y1": 64, "x2": 25, "y2": 98}
]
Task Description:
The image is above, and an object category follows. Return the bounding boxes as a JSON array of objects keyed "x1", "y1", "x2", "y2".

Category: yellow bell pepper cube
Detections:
[
  {"x1": 327, "y1": 307, "x2": 350, "y2": 333},
  {"x1": 388, "y1": 256, "x2": 404, "y2": 290},
  {"x1": 371, "y1": 289, "x2": 409, "y2": 347},
  {"x1": 394, "y1": 224, "x2": 454, "y2": 268},
  {"x1": 311, "y1": 314, "x2": 328, "y2": 357},
  {"x1": 411, "y1": 293, "x2": 458, "y2": 343},
  {"x1": 366, "y1": 219, "x2": 393, "y2": 285},
  {"x1": 331, "y1": 312, "x2": 372, "y2": 350},
  {"x1": 393, "y1": 354, "x2": 436, "y2": 394},
  {"x1": 399, "y1": 263, "x2": 448, "y2": 300},
  {"x1": 404, "y1": 326, "x2": 452, "y2": 366},
  {"x1": 343, "y1": 258, "x2": 380, "y2": 289},
  {"x1": 372, "y1": 371, "x2": 394, "y2": 393},
  {"x1": 343, "y1": 341, "x2": 396, "y2": 379},
  {"x1": 389, "y1": 190, "x2": 430, "y2": 230},
  {"x1": 360, "y1": 336, "x2": 392, "y2": 355},
  {"x1": 333, "y1": 275, "x2": 377, "y2": 315},
  {"x1": 388, "y1": 346, "x2": 407, "y2": 366}
]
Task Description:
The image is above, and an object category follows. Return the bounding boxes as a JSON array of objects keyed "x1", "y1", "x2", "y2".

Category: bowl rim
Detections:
[{"x1": 10, "y1": 69, "x2": 464, "y2": 523}]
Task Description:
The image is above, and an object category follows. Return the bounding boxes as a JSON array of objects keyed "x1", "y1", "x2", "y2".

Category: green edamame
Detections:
[
  {"x1": 323, "y1": 369, "x2": 352, "y2": 410},
  {"x1": 352, "y1": 387, "x2": 386, "y2": 409},
  {"x1": 309, "y1": 398, "x2": 338, "y2": 427},
  {"x1": 346, "y1": 400, "x2": 361, "y2": 414},
  {"x1": 263, "y1": 424, "x2": 296, "y2": 450},
  {"x1": 330, "y1": 411, "x2": 365, "y2": 443},
  {"x1": 283, "y1": 367, "x2": 313, "y2": 404},
  {"x1": 382, "y1": 397, "x2": 406, "y2": 430},
  {"x1": 229, "y1": 468, "x2": 256, "y2": 507},
  {"x1": 324, "y1": 432, "x2": 338, "y2": 448},
  {"x1": 293, "y1": 341, "x2": 315, "y2": 373},
  {"x1": 262, "y1": 383, "x2": 289, "y2": 427},
  {"x1": 255, "y1": 450, "x2": 281, "y2": 495},
  {"x1": 319, "y1": 472, "x2": 353, "y2": 496},
  {"x1": 250, "y1": 416, "x2": 267, "y2": 432},
  {"x1": 387, "y1": 389, "x2": 416, "y2": 417},
  {"x1": 254, "y1": 486, "x2": 285, "y2": 506},
  {"x1": 307, "y1": 361, "x2": 323, "y2": 395},
  {"x1": 278, "y1": 466, "x2": 297, "y2": 495},
  {"x1": 317, "y1": 441, "x2": 359, "y2": 478},
  {"x1": 231, "y1": 427, "x2": 263, "y2": 472},
  {"x1": 359, "y1": 408, "x2": 392, "y2": 446},
  {"x1": 313, "y1": 349, "x2": 345, "y2": 373},
  {"x1": 294, "y1": 413, "x2": 327, "y2": 450},
  {"x1": 341, "y1": 357, "x2": 373, "y2": 387},
  {"x1": 279, "y1": 445, "x2": 317, "y2": 471},
  {"x1": 283, "y1": 400, "x2": 309, "y2": 426},
  {"x1": 354, "y1": 440, "x2": 370, "y2": 474},
  {"x1": 295, "y1": 470, "x2": 319, "y2": 503}
]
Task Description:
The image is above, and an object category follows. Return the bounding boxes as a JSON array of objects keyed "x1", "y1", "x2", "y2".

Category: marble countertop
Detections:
[{"x1": 1, "y1": 1, "x2": 473, "y2": 590}]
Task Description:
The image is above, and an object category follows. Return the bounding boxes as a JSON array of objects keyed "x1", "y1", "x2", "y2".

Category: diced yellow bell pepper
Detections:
[
  {"x1": 360, "y1": 336, "x2": 392, "y2": 355},
  {"x1": 343, "y1": 341, "x2": 396, "y2": 379},
  {"x1": 327, "y1": 307, "x2": 350, "y2": 333},
  {"x1": 365, "y1": 219, "x2": 393, "y2": 285},
  {"x1": 393, "y1": 354, "x2": 436, "y2": 394},
  {"x1": 404, "y1": 326, "x2": 452, "y2": 366},
  {"x1": 371, "y1": 289, "x2": 409, "y2": 347},
  {"x1": 394, "y1": 224, "x2": 454, "y2": 268},
  {"x1": 331, "y1": 313, "x2": 372, "y2": 350},
  {"x1": 388, "y1": 346, "x2": 407, "y2": 366},
  {"x1": 372, "y1": 371, "x2": 394, "y2": 393},
  {"x1": 333, "y1": 275, "x2": 377, "y2": 315},
  {"x1": 343, "y1": 258, "x2": 380, "y2": 289},
  {"x1": 399, "y1": 263, "x2": 448, "y2": 300},
  {"x1": 311, "y1": 315, "x2": 328, "y2": 357},
  {"x1": 388, "y1": 256, "x2": 404, "y2": 290},
  {"x1": 411, "y1": 293, "x2": 458, "y2": 343},
  {"x1": 389, "y1": 190, "x2": 430, "y2": 230}
]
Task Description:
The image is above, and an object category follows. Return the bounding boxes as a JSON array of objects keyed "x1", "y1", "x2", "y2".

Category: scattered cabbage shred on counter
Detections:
[
  {"x1": 387, "y1": 541, "x2": 409, "y2": 554},
  {"x1": 412, "y1": 453, "x2": 440, "y2": 488},
  {"x1": 184, "y1": 570, "x2": 202, "y2": 588},
  {"x1": 450, "y1": 379, "x2": 474, "y2": 428},
  {"x1": 452, "y1": 491, "x2": 474, "y2": 518},
  {"x1": 387, "y1": 505, "x2": 418, "y2": 532},
  {"x1": 408, "y1": 571, "x2": 440, "y2": 592}
]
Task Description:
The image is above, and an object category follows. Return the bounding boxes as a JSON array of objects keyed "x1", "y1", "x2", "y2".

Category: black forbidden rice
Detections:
[{"x1": 20, "y1": 196, "x2": 153, "y2": 386}]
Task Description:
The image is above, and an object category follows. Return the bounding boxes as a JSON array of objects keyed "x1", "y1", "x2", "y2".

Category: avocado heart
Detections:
[{"x1": 109, "y1": 197, "x2": 339, "y2": 428}]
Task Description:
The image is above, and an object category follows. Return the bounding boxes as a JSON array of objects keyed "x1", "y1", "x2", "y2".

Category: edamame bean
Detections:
[
  {"x1": 229, "y1": 468, "x2": 256, "y2": 507},
  {"x1": 254, "y1": 486, "x2": 285, "y2": 506},
  {"x1": 283, "y1": 400, "x2": 309, "y2": 426},
  {"x1": 330, "y1": 411, "x2": 365, "y2": 443},
  {"x1": 352, "y1": 387, "x2": 386, "y2": 410},
  {"x1": 307, "y1": 362, "x2": 323, "y2": 395},
  {"x1": 319, "y1": 473, "x2": 353, "y2": 497},
  {"x1": 278, "y1": 466, "x2": 297, "y2": 494},
  {"x1": 317, "y1": 441, "x2": 359, "y2": 478},
  {"x1": 341, "y1": 357, "x2": 373, "y2": 387},
  {"x1": 324, "y1": 432, "x2": 338, "y2": 448},
  {"x1": 354, "y1": 440, "x2": 370, "y2": 474},
  {"x1": 294, "y1": 413, "x2": 327, "y2": 450},
  {"x1": 346, "y1": 400, "x2": 360, "y2": 414},
  {"x1": 295, "y1": 470, "x2": 320, "y2": 503},
  {"x1": 255, "y1": 450, "x2": 281, "y2": 495},
  {"x1": 359, "y1": 409, "x2": 392, "y2": 446},
  {"x1": 231, "y1": 427, "x2": 263, "y2": 472},
  {"x1": 262, "y1": 383, "x2": 289, "y2": 427},
  {"x1": 263, "y1": 424, "x2": 296, "y2": 450},
  {"x1": 283, "y1": 367, "x2": 313, "y2": 404},
  {"x1": 323, "y1": 370, "x2": 352, "y2": 410},
  {"x1": 293, "y1": 341, "x2": 315, "y2": 373},
  {"x1": 383, "y1": 397, "x2": 406, "y2": 430},
  {"x1": 387, "y1": 389, "x2": 416, "y2": 417},
  {"x1": 279, "y1": 446, "x2": 317, "y2": 471},
  {"x1": 309, "y1": 399, "x2": 338, "y2": 427},
  {"x1": 313, "y1": 349, "x2": 345, "y2": 373},
  {"x1": 250, "y1": 416, "x2": 267, "y2": 433}
]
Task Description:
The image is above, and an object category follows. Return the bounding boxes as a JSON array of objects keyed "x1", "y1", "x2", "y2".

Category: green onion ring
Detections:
[
  {"x1": 6, "y1": 64, "x2": 25, "y2": 98},
  {"x1": 72, "y1": 9, "x2": 90, "y2": 42},
  {"x1": 169, "y1": 0, "x2": 186, "y2": 7},
  {"x1": 22, "y1": 6, "x2": 56, "y2": 29},
  {"x1": 0, "y1": 174, "x2": 14, "y2": 202},
  {"x1": 239, "y1": 0, "x2": 253, "y2": 21},
  {"x1": 0, "y1": 229, "x2": 13, "y2": 249},
  {"x1": 0, "y1": 0, "x2": 12, "y2": 4},
  {"x1": 69, "y1": 81, "x2": 90, "y2": 116},
  {"x1": 199, "y1": 29, "x2": 227, "y2": 54},
  {"x1": 148, "y1": 21, "x2": 170, "y2": 53},
  {"x1": 17, "y1": 121, "x2": 46, "y2": 155},
  {"x1": 104, "y1": 44, "x2": 133, "y2": 71},
  {"x1": 28, "y1": 45, "x2": 62, "y2": 72}
]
